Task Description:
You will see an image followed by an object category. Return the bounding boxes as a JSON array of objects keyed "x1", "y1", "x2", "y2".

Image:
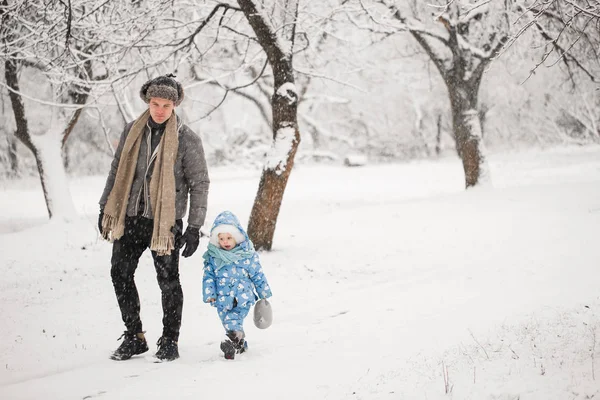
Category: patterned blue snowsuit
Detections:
[{"x1": 202, "y1": 211, "x2": 272, "y2": 334}]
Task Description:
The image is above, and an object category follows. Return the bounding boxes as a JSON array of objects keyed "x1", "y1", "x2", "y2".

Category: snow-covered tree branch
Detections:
[{"x1": 371, "y1": 0, "x2": 510, "y2": 187}]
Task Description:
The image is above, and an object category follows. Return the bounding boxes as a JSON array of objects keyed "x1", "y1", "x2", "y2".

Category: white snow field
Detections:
[{"x1": 1, "y1": 145, "x2": 599, "y2": 399}]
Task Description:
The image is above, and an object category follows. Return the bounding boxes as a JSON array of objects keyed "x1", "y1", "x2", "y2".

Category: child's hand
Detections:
[{"x1": 207, "y1": 298, "x2": 216, "y2": 303}]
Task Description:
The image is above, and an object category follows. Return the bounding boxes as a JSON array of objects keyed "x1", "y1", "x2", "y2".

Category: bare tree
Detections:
[
  {"x1": 0, "y1": 0, "x2": 126, "y2": 218},
  {"x1": 386, "y1": 1, "x2": 510, "y2": 187},
  {"x1": 2, "y1": 1, "x2": 71, "y2": 216},
  {"x1": 185, "y1": 0, "x2": 354, "y2": 154},
  {"x1": 0, "y1": 90, "x2": 19, "y2": 176},
  {"x1": 235, "y1": 0, "x2": 301, "y2": 250},
  {"x1": 511, "y1": 0, "x2": 600, "y2": 85},
  {"x1": 0, "y1": 0, "x2": 216, "y2": 218},
  {"x1": 509, "y1": 1, "x2": 600, "y2": 141}
]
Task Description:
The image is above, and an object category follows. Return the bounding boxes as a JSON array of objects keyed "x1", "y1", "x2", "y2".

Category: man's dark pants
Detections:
[{"x1": 111, "y1": 216, "x2": 184, "y2": 341}]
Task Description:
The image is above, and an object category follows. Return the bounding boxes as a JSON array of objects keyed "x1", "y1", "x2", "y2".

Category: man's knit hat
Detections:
[{"x1": 140, "y1": 74, "x2": 184, "y2": 106}]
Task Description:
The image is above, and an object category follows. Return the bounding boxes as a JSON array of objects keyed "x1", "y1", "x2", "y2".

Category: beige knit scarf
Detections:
[{"x1": 101, "y1": 110, "x2": 179, "y2": 256}]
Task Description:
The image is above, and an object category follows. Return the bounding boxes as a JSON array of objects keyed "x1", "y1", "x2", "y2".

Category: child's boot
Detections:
[
  {"x1": 221, "y1": 330, "x2": 246, "y2": 359},
  {"x1": 228, "y1": 330, "x2": 248, "y2": 353},
  {"x1": 220, "y1": 338, "x2": 236, "y2": 360}
]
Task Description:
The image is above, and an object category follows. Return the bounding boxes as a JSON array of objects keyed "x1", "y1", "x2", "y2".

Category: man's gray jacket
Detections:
[{"x1": 99, "y1": 119, "x2": 210, "y2": 229}]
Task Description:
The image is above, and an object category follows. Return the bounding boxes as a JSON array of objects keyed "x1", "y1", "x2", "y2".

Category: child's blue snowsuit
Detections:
[{"x1": 202, "y1": 211, "x2": 272, "y2": 334}]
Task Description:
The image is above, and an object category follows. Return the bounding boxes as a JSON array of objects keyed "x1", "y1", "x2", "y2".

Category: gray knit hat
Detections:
[{"x1": 140, "y1": 74, "x2": 184, "y2": 106}]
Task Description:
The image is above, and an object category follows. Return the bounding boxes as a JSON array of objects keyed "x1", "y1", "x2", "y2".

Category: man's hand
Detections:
[
  {"x1": 98, "y1": 208, "x2": 104, "y2": 233},
  {"x1": 176, "y1": 226, "x2": 200, "y2": 257}
]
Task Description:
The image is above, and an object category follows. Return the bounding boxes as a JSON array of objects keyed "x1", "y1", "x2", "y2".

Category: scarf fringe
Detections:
[
  {"x1": 101, "y1": 213, "x2": 123, "y2": 241},
  {"x1": 151, "y1": 234, "x2": 175, "y2": 257}
]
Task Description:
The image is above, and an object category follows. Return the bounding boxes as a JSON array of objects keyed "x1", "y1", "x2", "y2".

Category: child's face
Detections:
[{"x1": 218, "y1": 233, "x2": 237, "y2": 250}]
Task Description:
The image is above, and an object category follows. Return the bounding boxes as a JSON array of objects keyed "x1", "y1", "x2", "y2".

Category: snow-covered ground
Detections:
[{"x1": 1, "y1": 146, "x2": 599, "y2": 400}]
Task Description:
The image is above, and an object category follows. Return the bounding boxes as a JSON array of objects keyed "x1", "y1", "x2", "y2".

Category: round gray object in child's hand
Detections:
[{"x1": 253, "y1": 298, "x2": 273, "y2": 329}]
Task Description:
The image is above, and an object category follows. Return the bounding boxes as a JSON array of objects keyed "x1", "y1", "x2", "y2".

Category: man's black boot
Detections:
[
  {"x1": 110, "y1": 332, "x2": 149, "y2": 361},
  {"x1": 155, "y1": 337, "x2": 179, "y2": 361}
]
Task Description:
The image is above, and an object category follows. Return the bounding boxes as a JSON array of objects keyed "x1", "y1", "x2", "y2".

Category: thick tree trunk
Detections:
[
  {"x1": 5, "y1": 59, "x2": 76, "y2": 218},
  {"x1": 396, "y1": 2, "x2": 505, "y2": 188},
  {"x1": 247, "y1": 80, "x2": 301, "y2": 250},
  {"x1": 239, "y1": 0, "x2": 301, "y2": 250},
  {"x1": 446, "y1": 76, "x2": 490, "y2": 188}
]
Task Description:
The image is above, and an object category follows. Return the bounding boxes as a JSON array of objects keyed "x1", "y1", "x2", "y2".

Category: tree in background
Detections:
[
  {"x1": 513, "y1": 0, "x2": 600, "y2": 84},
  {"x1": 383, "y1": 0, "x2": 511, "y2": 188},
  {"x1": 189, "y1": 0, "x2": 357, "y2": 162},
  {"x1": 3, "y1": 0, "x2": 600, "y2": 239},
  {"x1": 0, "y1": 0, "x2": 173, "y2": 218},
  {"x1": 175, "y1": 0, "x2": 361, "y2": 249},
  {"x1": 0, "y1": 0, "x2": 232, "y2": 218},
  {"x1": 0, "y1": 0, "x2": 351, "y2": 250},
  {"x1": 1, "y1": 0, "x2": 87, "y2": 218},
  {"x1": 510, "y1": 0, "x2": 600, "y2": 142},
  {"x1": 0, "y1": 96, "x2": 19, "y2": 177},
  {"x1": 236, "y1": 0, "x2": 301, "y2": 250}
]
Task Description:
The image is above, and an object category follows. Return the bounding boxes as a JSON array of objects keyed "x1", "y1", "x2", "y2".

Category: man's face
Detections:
[{"x1": 148, "y1": 97, "x2": 175, "y2": 124}]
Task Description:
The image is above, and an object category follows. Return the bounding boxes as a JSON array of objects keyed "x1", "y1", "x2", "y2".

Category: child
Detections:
[{"x1": 202, "y1": 211, "x2": 272, "y2": 360}]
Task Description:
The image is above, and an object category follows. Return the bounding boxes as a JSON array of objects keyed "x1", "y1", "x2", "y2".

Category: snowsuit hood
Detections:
[{"x1": 208, "y1": 211, "x2": 251, "y2": 248}]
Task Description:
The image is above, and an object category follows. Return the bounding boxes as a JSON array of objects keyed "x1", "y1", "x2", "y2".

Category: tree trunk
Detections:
[
  {"x1": 33, "y1": 132, "x2": 78, "y2": 218},
  {"x1": 239, "y1": 0, "x2": 301, "y2": 250},
  {"x1": 8, "y1": 133, "x2": 19, "y2": 176},
  {"x1": 412, "y1": 102, "x2": 430, "y2": 157},
  {"x1": 247, "y1": 80, "x2": 301, "y2": 250},
  {"x1": 435, "y1": 114, "x2": 442, "y2": 156},
  {"x1": 479, "y1": 103, "x2": 488, "y2": 140},
  {"x1": 446, "y1": 76, "x2": 490, "y2": 188},
  {"x1": 63, "y1": 141, "x2": 71, "y2": 170},
  {"x1": 4, "y1": 59, "x2": 77, "y2": 219}
]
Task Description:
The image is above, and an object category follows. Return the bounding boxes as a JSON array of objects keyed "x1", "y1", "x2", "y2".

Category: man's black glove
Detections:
[
  {"x1": 176, "y1": 226, "x2": 200, "y2": 258},
  {"x1": 98, "y1": 207, "x2": 104, "y2": 233}
]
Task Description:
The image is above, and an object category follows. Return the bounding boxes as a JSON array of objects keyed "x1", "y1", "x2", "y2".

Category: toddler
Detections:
[{"x1": 202, "y1": 211, "x2": 272, "y2": 359}]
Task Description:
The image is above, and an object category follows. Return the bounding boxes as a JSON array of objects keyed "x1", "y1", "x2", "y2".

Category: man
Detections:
[{"x1": 99, "y1": 75, "x2": 210, "y2": 362}]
